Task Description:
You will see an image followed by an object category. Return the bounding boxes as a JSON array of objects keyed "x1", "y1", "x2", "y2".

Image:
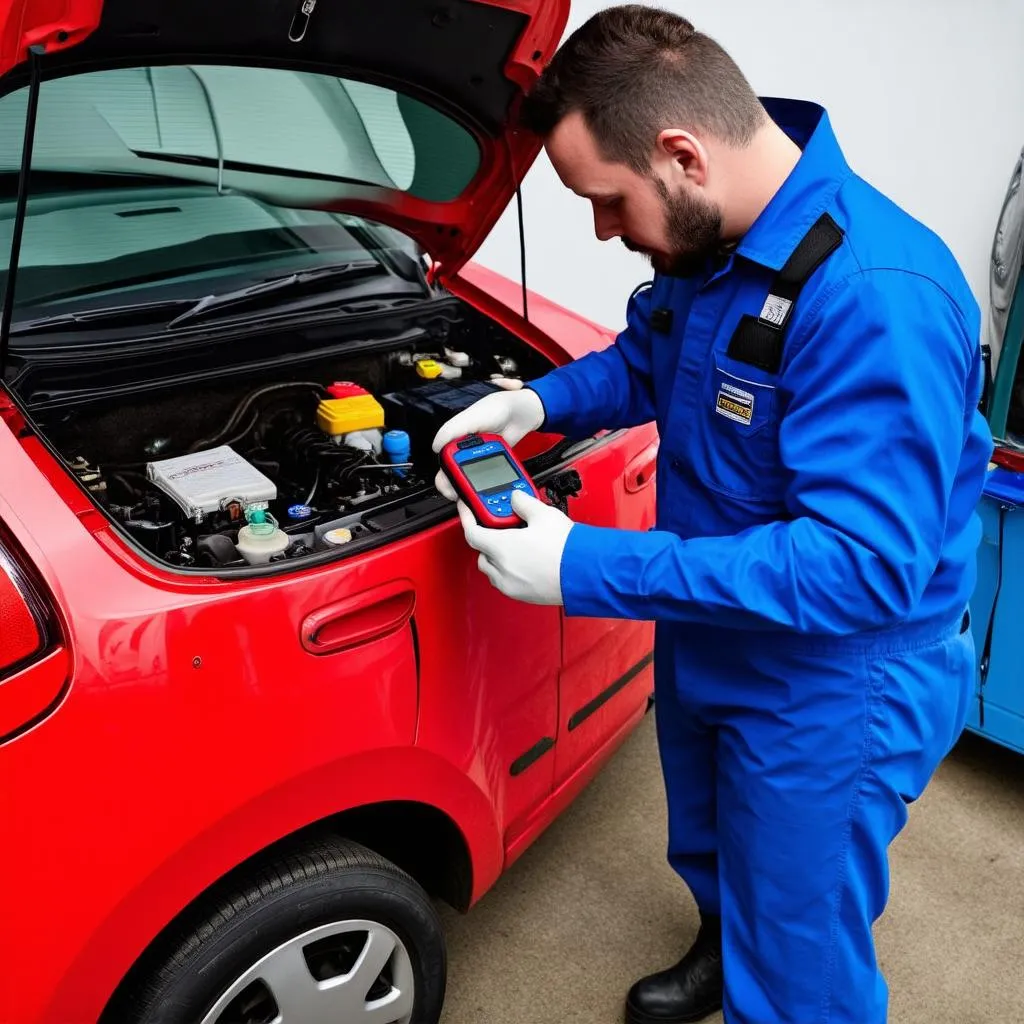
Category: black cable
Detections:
[
  {"x1": 188, "y1": 381, "x2": 325, "y2": 453},
  {"x1": 516, "y1": 183, "x2": 529, "y2": 323},
  {"x1": 505, "y1": 133, "x2": 529, "y2": 324}
]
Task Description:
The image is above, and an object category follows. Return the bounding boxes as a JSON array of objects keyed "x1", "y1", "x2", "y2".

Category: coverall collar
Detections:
[{"x1": 736, "y1": 98, "x2": 853, "y2": 271}]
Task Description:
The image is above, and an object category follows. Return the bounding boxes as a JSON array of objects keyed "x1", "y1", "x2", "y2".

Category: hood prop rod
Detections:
[
  {"x1": 0, "y1": 45, "x2": 45, "y2": 383},
  {"x1": 506, "y1": 132, "x2": 529, "y2": 325}
]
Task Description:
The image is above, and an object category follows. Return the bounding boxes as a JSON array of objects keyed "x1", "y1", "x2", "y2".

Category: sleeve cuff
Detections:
[
  {"x1": 559, "y1": 523, "x2": 641, "y2": 619},
  {"x1": 527, "y1": 371, "x2": 577, "y2": 435}
]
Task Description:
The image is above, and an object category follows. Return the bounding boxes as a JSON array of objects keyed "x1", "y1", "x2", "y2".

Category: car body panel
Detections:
[
  {"x1": 0, "y1": 0, "x2": 101, "y2": 78},
  {"x1": 0, "y1": 253, "x2": 659, "y2": 1022}
]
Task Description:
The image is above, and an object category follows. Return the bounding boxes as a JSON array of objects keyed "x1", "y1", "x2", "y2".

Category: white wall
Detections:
[{"x1": 475, "y1": 0, "x2": 1024, "y2": 333}]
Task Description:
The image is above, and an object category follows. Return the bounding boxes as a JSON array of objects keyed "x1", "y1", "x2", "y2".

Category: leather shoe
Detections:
[{"x1": 624, "y1": 915, "x2": 723, "y2": 1023}]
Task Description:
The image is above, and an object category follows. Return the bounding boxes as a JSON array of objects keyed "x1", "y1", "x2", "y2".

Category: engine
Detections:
[{"x1": 68, "y1": 361, "x2": 511, "y2": 568}]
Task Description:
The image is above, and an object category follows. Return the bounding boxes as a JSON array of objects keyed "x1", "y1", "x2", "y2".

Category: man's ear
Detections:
[{"x1": 655, "y1": 129, "x2": 708, "y2": 185}]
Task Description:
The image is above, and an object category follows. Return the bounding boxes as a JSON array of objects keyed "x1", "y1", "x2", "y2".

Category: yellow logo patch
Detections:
[{"x1": 715, "y1": 382, "x2": 754, "y2": 426}]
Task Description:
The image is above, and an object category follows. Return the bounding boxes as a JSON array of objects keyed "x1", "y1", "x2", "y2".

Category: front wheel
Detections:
[{"x1": 117, "y1": 837, "x2": 447, "y2": 1024}]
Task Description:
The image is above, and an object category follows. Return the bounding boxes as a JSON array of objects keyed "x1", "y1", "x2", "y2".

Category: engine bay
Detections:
[{"x1": 15, "y1": 301, "x2": 566, "y2": 571}]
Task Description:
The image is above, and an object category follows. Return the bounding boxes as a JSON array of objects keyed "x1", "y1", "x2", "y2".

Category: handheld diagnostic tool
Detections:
[{"x1": 440, "y1": 433, "x2": 539, "y2": 528}]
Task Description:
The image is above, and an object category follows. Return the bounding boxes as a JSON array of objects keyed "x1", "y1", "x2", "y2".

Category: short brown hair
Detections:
[{"x1": 519, "y1": 5, "x2": 766, "y2": 172}]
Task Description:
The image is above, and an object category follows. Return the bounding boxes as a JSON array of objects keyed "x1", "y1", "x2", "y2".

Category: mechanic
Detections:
[{"x1": 432, "y1": 6, "x2": 993, "y2": 1024}]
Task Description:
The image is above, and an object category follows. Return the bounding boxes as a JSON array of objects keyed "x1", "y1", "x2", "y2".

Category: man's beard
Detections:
[{"x1": 622, "y1": 178, "x2": 723, "y2": 277}]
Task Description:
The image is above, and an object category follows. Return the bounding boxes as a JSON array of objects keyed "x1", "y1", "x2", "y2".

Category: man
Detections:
[{"x1": 432, "y1": 6, "x2": 993, "y2": 1023}]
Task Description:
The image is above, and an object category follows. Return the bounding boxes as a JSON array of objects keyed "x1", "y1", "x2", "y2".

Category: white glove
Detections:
[
  {"x1": 431, "y1": 378, "x2": 546, "y2": 500},
  {"x1": 457, "y1": 490, "x2": 573, "y2": 605}
]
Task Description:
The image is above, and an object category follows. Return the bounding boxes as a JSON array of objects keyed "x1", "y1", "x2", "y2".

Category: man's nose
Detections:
[{"x1": 592, "y1": 207, "x2": 619, "y2": 242}]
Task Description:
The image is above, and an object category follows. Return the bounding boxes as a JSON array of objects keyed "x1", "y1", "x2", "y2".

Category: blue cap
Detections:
[
  {"x1": 382, "y1": 430, "x2": 411, "y2": 478},
  {"x1": 383, "y1": 430, "x2": 410, "y2": 457},
  {"x1": 287, "y1": 504, "x2": 313, "y2": 520}
]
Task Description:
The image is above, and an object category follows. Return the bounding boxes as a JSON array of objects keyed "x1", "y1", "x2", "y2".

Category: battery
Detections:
[{"x1": 381, "y1": 379, "x2": 502, "y2": 465}]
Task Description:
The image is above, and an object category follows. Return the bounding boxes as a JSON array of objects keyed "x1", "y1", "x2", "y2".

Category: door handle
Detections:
[
  {"x1": 301, "y1": 579, "x2": 416, "y2": 655},
  {"x1": 624, "y1": 441, "x2": 659, "y2": 493}
]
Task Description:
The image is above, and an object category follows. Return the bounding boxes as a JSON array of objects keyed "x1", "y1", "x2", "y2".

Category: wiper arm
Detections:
[
  {"x1": 9, "y1": 298, "x2": 195, "y2": 336},
  {"x1": 166, "y1": 260, "x2": 387, "y2": 329}
]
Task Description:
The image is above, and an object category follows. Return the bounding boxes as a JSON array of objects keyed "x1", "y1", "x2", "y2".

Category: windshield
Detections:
[{"x1": 0, "y1": 64, "x2": 481, "y2": 323}]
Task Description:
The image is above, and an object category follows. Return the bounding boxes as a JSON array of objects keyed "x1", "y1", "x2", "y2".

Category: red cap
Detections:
[{"x1": 326, "y1": 381, "x2": 368, "y2": 399}]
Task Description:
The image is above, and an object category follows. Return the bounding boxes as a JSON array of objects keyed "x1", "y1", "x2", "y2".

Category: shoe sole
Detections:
[{"x1": 624, "y1": 998, "x2": 723, "y2": 1024}]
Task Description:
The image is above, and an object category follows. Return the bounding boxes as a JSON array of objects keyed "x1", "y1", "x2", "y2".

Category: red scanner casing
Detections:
[{"x1": 440, "y1": 433, "x2": 539, "y2": 529}]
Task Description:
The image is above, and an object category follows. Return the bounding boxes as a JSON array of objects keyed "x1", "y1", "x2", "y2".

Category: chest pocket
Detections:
[
  {"x1": 696, "y1": 350, "x2": 784, "y2": 502},
  {"x1": 693, "y1": 212, "x2": 846, "y2": 503}
]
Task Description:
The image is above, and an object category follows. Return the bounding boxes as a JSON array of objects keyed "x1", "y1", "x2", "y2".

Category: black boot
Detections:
[{"x1": 624, "y1": 914, "x2": 723, "y2": 1024}]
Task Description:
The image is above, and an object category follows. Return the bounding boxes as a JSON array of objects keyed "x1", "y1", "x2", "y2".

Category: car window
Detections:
[{"x1": 0, "y1": 65, "x2": 478, "y2": 318}]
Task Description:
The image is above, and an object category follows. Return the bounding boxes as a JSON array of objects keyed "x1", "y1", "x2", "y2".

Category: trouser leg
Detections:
[
  {"x1": 653, "y1": 630, "x2": 719, "y2": 916},
  {"x1": 713, "y1": 625, "x2": 973, "y2": 1024}
]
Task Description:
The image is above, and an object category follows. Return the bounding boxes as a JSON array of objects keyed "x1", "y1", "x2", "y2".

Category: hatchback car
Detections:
[{"x1": 0, "y1": 2, "x2": 658, "y2": 1022}]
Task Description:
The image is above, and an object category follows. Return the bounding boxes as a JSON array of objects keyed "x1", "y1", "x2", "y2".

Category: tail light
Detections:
[
  {"x1": 0, "y1": 535, "x2": 52, "y2": 678},
  {"x1": 0, "y1": 529, "x2": 67, "y2": 742},
  {"x1": 991, "y1": 445, "x2": 1024, "y2": 473}
]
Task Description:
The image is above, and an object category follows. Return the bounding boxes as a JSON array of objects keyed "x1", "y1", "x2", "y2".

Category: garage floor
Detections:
[{"x1": 438, "y1": 713, "x2": 1024, "y2": 1024}]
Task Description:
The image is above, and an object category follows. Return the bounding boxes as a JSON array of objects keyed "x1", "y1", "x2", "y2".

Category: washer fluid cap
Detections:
[
  {"x1": 323, "y1": 527, "x2": 354, "y2": 546},
  {"x1": 245, "y1": 507, "x2": 275, "y2": 534}
]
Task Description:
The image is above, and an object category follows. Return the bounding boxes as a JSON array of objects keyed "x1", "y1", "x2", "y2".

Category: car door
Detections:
[
  {"x1": 552, "y1": 425, "x2": 658, "y2": 788},
  {"x1": 411, "y1": 514, "x2": 561, "y2": 840}
]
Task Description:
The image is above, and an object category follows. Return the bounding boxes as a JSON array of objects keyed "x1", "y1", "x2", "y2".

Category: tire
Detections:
[{"x1": 117, "y1": 837, "x2": 447, "y2": 1024}]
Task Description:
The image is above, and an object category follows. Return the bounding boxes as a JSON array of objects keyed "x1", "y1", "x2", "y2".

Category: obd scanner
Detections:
[{"x1": 440, "y1": 433, "x2": 538, "y2": 528}]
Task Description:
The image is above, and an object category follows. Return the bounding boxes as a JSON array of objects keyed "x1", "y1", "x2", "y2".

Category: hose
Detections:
[{"x1": 188, "y1": 381, "x2": 326, "y2": 453}]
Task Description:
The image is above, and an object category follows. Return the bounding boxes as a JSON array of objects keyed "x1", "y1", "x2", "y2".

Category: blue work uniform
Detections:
[{"x1": 528, "y1": 98, "x2": 994, "y2": 1024}]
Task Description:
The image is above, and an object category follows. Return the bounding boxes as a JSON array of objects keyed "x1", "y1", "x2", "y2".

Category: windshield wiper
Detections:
[
  {"x1": 9, "y1": 298, "x2": 197, "y2": 336},
  {"x1": 165, "y1": 260, "x2": 388, "y2": 329},
  {"x1": 8, "y1": 260, "x2": 393, "y2": 339}
]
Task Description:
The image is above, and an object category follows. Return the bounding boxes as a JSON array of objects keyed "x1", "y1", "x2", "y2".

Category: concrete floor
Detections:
[{"x1": 438, "y1": 713, "x2": 1024, "y2": 1024}]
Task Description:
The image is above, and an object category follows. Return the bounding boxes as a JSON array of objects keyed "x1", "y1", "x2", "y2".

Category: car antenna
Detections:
[{"x1": 0, "y1": 45, "x2": 45, "y2": 383}]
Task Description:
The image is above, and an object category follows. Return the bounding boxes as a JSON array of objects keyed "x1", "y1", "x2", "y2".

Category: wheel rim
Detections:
[{"x1": 199, "y1": 919, "x2": 416, "y2": 1024}]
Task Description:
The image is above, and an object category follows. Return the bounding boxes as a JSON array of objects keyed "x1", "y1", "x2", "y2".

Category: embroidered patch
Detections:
[
  {"x1": 759, "y1": 293, "x2": 792, "y2": 326},
  {"x1": 715, "y1": 381, "x2": 754, "y2": 425}
]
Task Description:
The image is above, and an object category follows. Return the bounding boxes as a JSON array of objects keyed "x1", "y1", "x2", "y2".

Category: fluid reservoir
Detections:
[
  {"x1": 317, "y1": 382, "x2": 386, "y2": 456},
  {"x1": 236, "y1": 507, "x2": 290, "y2": 564},
  {"x1": 383, "y1": 430, "x2": 411, "y2": 477}
]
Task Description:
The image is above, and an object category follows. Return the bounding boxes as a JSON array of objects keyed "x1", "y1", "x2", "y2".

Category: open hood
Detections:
[{"x1": 0, "y1": 0, "x2": 568, "y2": 280}]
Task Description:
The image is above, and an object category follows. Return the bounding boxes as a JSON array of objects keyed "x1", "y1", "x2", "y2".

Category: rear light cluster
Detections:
[
  {"x1": 991, "y1": 444, "x2": 1024, "y2": 473},
  {"x1": 0, "y1": 537, "x2": 51, "y2": 678}
]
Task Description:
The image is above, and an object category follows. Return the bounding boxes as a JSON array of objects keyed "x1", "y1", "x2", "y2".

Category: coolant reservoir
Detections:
[
  {"x1": 316, "y1": 390, "x2": 385, "y2": 437},
  {"x1": 236, "y1": 508, "x2": 289, "y2": 565}
]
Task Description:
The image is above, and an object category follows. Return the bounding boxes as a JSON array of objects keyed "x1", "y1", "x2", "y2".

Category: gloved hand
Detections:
[
  {"x1": 431, "y1": 377, "x2": 546, "y2": 500},
  {"x1": 457, "y1": 489, "x2": 573, "y2": 605}
]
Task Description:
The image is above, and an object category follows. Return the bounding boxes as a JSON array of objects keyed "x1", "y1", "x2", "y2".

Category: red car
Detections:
[{"x1": 0, "y1": 2, "x2": 657, "y2": 1021}]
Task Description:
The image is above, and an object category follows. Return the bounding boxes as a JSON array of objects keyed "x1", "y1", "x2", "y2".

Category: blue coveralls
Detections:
[{"x1": 528, "y1": 99, "x2": 994, "y2": 1024}]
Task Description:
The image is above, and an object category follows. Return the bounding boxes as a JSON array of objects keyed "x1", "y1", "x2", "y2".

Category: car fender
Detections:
[{"x1": 43, "y1": 745, "x2": 503, "y2": 1024}]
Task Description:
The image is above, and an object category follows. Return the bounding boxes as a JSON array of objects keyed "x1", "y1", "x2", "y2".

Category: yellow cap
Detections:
[
  {"x1": 316, "y1": 394, "x2": 385, "y2": 436},
  {"x1": 323, "y1": 527, "x2": 354, "y2": 546},
  {"x1": 415, "y1": 359, "x2": 443, "y2": 379}
]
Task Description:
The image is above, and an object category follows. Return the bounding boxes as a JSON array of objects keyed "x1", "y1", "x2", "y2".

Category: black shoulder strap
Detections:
[{"x1": 727, "y1": 212, "x2": 844, "y2": 373}]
